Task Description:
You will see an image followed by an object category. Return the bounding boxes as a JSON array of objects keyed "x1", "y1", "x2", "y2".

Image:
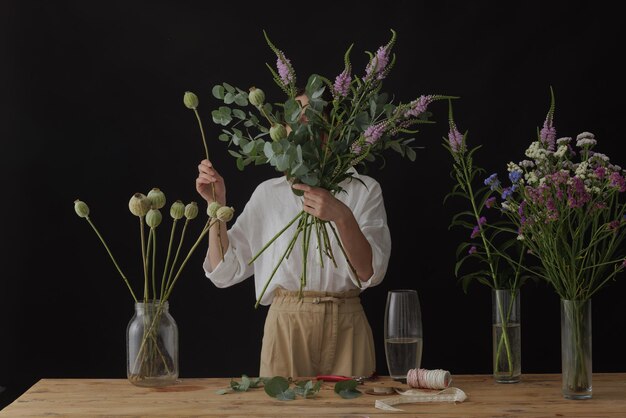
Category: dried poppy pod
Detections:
[
  {"x1": 207, "y1": 201, "x2": 222, "y2": 218},
  {"x1": 184, "y1": 91, "x2": 199, "y2": 110},
  {"x1": 248, "y1": 87, "x2": 265, "y2": 107},
  {"x1": 170, "y1": 200, "x2": 185, "y2": 220},
  {"x1": 146, "y1": 209, "x2": 162, "y2": 228},
  {"x1": 184, "y1": 202, "x2": 199, "y2": 220},
  {"x1": 129, "y1": 193, "x2": 151, "y2": 217},
  {"x1": 270, "y1": 124, "x2": 287, "y2": 141},
  {"x1": 216, "y1": 206, "x2": 235, "y2": 223},
  {"x1": 74, "y1": 199, "x2": 90, "y2": 218},
  {"x1": 147, "y1": 188, "x2": 166, "y2": 210}
]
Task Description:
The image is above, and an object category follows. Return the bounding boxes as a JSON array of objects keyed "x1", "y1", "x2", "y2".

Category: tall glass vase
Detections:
[
  {"x1": 127, "y1": 300, "x2": 178, "y2": 387},
  {"x1": 492, "y1": 289, "x2": 521, "y2": 383},
  {"x1": 384, "y1": 289, "x2": 423, "y2": 381},
  {"x1": 561, "y1": 299, "x2": 592, "y2": 399}
]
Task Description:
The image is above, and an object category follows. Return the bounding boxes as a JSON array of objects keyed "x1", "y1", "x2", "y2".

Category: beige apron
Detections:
[{"x1": 259, "y1": 288, "x2": 376, "y2": 378}]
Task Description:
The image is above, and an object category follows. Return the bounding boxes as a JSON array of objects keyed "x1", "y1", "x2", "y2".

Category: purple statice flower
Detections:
[
  {"x1": 365, "y1": 46, "x2": 390, "y2": 81},
  {"x1": 276, "y1": 54, "x2": 294, "y2": 85},
  {"x1": 567, "y1": 176, "x2": 591, "y2": 208},
  {"x1": 470, "y1": 226, "x2": 480, "y2": 239},
  {"x1": 363, "y1": 123, "x2": 386, "y2": 145},
  {"x1": 484, "y1": 173, "x2": 500, "y2": 191},
  {"x1": 447, "y1": 123, "x2": 464, "y2": 154},
  {"x1": 333, "y1": 68, "x2": 351, "y2": 98},
  {"x1": 468, "y1": 246, "x2": 477, "y2": 255},
  {"x1": 518, "y1": 200, "x2": 527, "y2": 216},
  {"x1": 509, "y1": 170, "x2": 523, "y2": 184},
  {"x1": 540, "y1": 116, "x2": 556, "y2": 151},
  {"x1": 405, "y1": 95, "x2": 434, "y2": 118},
  {"x1": 502, "y1": 187, "x2": 513, "y2": 200},
  {"x1": 609, "y1": 172, "x2": 626, "y2": 192},
  {"x1": 609, "y1": 220, "x2": 621, "y2": 231},
  {"x1": 485, "y1": 197, "x2": 496, "y2": 208},
  {"x1": 545, "y1": 197, "x2": 559, "y2": 221},
  {"x1": 595, "y1": 166, "x2": 607, "y2": 180}
]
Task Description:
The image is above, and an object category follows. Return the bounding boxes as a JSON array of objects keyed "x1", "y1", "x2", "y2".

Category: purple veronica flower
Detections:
[
  {"x1": 333, "y1": 69, "x2": 351, "y2": 98},
  {"x1": 448, "y1": 125, "x2": 464, "y2": 153},
  {"x1": 485, "y1": 197, "x2": 496, "y2": 208},
  {"x1": 468, "y1": 246, "x2": 477, "y2": 255},
  {"x1": 276, "y1": 54, "x2": 294, "y2": 85},
  {"x1": 364, "y1": 123, "x2": 386, "y2": 145},
  {"x1": 405, "y1": 95, "x2": 434, "y2": 118},
  {"x1": 471, "y1": 226, "x2": 480, "y2": 239},
  {"x1": 351, "y1": 142, "x2": 363, "y2": 155},
  {"x1": 478, "y1": 216, "x2": 487, "y2": 226},
  {"x1": 540, "y1": 116, "x2": 556, "y2": 151},
  {"x1": 365, "y1": 46, "x2": 390, "y2": 81}
]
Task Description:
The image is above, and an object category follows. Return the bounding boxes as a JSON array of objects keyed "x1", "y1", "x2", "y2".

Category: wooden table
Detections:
[{"x1": 1, "y1": 374, "x2": 625, "y2": 417}]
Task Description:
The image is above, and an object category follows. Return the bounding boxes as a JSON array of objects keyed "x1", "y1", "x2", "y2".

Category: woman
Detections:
[{"x1": 196, "y1": 94, "x2": 391, "y2": 378}]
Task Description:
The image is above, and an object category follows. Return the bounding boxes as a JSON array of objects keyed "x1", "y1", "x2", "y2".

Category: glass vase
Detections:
[
  {"x1": 384, "y1": 289, "x2": 423, "y2": 381},
  {"x1": 561, "y1": 299, "x2": 592, "y2": 399},
  {"x1": 127, "y1": 300, "x2": 178, "y2": 387},
  {"x1": 492, "y1": 289, "x2": 521, "y2": 383}
]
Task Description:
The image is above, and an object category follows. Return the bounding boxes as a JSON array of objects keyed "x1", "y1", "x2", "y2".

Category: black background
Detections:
[{"x1": 2, "y1": 0, "x2": 625, "y2": 408}]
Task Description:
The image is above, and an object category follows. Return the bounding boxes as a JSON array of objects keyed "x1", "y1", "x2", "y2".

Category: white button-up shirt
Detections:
[{"x1": 204, "y1": 171, "x2": 391, "y2": 305}]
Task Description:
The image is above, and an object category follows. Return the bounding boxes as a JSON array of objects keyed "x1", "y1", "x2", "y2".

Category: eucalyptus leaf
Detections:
[
  {"x1": 218, "y1": 133, "x2": 230, "y2": 142},
  {"x1": 215, "y1": 388, "x2": 232, "y2": 395},
  {"x1": 264, "y1": 141, "x2": 274, "y2": 159},
  {"x1": 334, "y1": 380, "x2": 361, "y2": 399},
  {"x1": 212, "y1": 85, "x2": 225, "y2": 100},
  {"x1": 264, "y1": 377, "x2": 295, "y2": 401},
  {"x1": 228, "y1": 150, "x2": 242, "y2": 158},
  {"x1": 242, "y1": 141, "x2": 255, "y2": 155},
  {"x1": 223, "y1": 82, "x2": 235, "y2": 93},
  {"x1": 224, "y1": 92, "x2": 235, "y2": 104},
  {"x1": 233, "y1": 109, "x2": 246, "y2": 119},
  {"x1": 234, "y1": 93, "x2": 249, "y2": 106},
  {"x1": 212, "y1": 109, "x2": 232, "y2": 126},
  {"x1": 236, "y1": 157, "x2": 245, "y2": 171},
  {"x1": 406, "y1": 146, "x2": 417, "y2": 161},
  {"x1": 355, "y1": 112, "x2": 370, "y2": 131}
]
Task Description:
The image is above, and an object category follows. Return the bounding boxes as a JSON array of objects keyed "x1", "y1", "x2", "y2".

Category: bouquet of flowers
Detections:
[
  {"x1": 486, "y1": 91, "x2": 626, "y2": 396},
  {"x1": 74, "y1": 190, "x2": 217, "y2": 385},
  {"x1": 204, "y1": 30, "x2": 451, "y2": 307},
  {"x1": 443, "y1": 103, "x2": 529, "y2": 382}
]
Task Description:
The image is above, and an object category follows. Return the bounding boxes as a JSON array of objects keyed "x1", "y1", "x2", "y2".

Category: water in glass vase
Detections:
[
  {"x1": 492, "y1": 323, "x2": 521, "y2": 383},
  {"x1": 385, "y1": 337, "x2": 423, "y2": 380}
]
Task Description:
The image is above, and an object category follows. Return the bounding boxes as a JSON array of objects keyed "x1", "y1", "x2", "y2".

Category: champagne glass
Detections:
[{"x1": 384, "y1": 289, "x2": 423, "y2": 381}]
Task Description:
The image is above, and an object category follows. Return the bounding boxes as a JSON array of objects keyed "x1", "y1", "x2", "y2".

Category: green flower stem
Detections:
[
  {"x1": 248, "y1": 211, "x2": 304, "y2": 265},
  {"x1": 139, "y1": 217, "x2": 149, "y2": 301},
  {"x1": 255, "y1": 222, "x2": 304, "y2": 309},
  {"x1": 327, "y1": 222, "x2": 360, "y2": 288},
  {"x1": 321, "y1": 223, "x2": 338, "y2": 268},
  {"x1": 193, "y1": 107, "x2": 225, "y2": 261},
  {"x1": 151, "y1": 228, "x2": 157, "y2": 300},
  {"x1": 286, "y1": 215, "x2": 306, "y2": 260},
  {"x1": 494, "y1": 289, "x2": 515, "y2": 377},
  {"x1": 163, "y1": 219, "x2": 214, "y2": 301},
  {"x1": 458, "y1": 152, "x2": 498, "y2": 288},
  {"x1": 160, "y1": 218, "x2": 178, "y2": 300},
  {"x1": 165, "y1": 219, "x2": 189, "y2": 294},
  {"x1": 257, "y1": 104, "x2": 275, "y2": 127},
  {"x1": 85, "y1": 217, "x2": 137, "y2": 302},
  {"x1": 314, "y1": 217, "x2": 324, "y2": 268}
]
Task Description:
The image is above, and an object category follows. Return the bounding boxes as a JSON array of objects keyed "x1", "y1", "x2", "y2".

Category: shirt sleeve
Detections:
[
  {"x1": 346, "y1": 180, "x2": 391, "y2": 290},
  {"x1": 203, "y1": 194, "x2": 256, "y2": 288}
]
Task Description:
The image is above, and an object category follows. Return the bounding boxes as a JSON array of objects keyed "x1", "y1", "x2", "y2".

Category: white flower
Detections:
[
  {"x1": 575, "y1": 161, "x2": 590, "y2": 179},
  {"x1": 507, "y1": 162, "x2": 522, "y2": 173},
  {"x1": 525, "y1": 171, "x2": 539, "y2": 185},
  {"x1": 591, "y1": 152, "x2": 610, "y2": 163},
  {"x1": 517, "y1": 234, "x2": 525, "y2": 241},
  {"x1": 519, "y1": 160, "x2": 535, "y2": 169},
  {"x1": 557, "y1": 137, "x2": 572, "y2": 145},
  {"x1": 501, "y1": 201, "x2": 511, "y2": 211},
  {"x1": 554, "y1": 145, "x2": 568, "y2": 158},
  {"x1": 576, "y1": 132, "x2": 597, "y2": 148}
]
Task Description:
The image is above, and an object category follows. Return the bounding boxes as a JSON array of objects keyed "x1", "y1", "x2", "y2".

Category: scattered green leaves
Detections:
[
  {"x1": 334, "y1": 379, "x2": 362, "y2": 399},
  {"x1": 264, "y1": 376, "x2": 296, "y2": 401}
]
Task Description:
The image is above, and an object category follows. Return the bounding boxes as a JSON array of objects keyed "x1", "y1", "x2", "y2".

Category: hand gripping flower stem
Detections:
[
  {"x1": 191, "y1": 106, "x2": 225, "y2": 261},
  {"x1": 84, "y1": 217, "x2": 138, "y2": 302}
]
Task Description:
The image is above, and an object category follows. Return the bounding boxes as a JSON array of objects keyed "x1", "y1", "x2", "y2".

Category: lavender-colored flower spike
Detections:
[
  {"x1": 364, "y1": 122, "x2": 386, "y2": 145},
  {"x1": 446, "y1": 100, "x2": 465, "y2": 153},
  {"x1": 539, "y1": 87, "x2": 556, "y2": 151},
  {"x1": 276, "y1": 55, "x2": 294, "y2": 85},
  {"x1": 405, "y1": 95, "x2": 434, "y2": 118},
  {"x1": 364, "y1": 29, "x2": 396, "y2": 81},
  {"x1": 333, "y1": 69, "x2": 351, "y2": 98}
]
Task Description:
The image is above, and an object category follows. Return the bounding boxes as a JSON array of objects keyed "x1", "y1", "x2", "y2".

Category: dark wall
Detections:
[{"x1": 2, "y1": 0, "x2": 625, "y2": 407}]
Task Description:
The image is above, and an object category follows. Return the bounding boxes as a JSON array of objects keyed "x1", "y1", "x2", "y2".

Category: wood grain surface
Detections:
[{"x1": 1, "y1": 374, "x2": 625, "y2": 417}]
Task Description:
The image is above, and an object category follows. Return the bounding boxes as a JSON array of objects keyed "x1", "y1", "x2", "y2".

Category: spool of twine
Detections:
[{"x1": 406, "y1": 368, "x2": 451, "y2": 390}]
